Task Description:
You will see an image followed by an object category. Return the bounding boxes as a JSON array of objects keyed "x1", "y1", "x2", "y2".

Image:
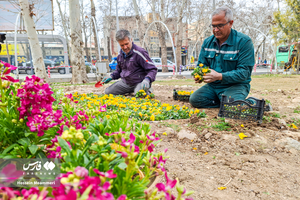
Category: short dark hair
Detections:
[{"x1": 115, "y1": 29, "x2": 132, "y2": 41}]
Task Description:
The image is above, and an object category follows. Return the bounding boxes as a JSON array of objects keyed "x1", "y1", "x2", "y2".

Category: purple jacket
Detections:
[{"x1": 110, "y1": 42, "x2": 157, "y2": 86}]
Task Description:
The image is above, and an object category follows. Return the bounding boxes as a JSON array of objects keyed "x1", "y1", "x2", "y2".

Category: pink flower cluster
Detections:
[
  {"x1": 0, "y1": 167, "x2": 127, "y2": 200},
  {"x1": 0, "y1": 61, "x2": 18, "y2": 83},
  {"x1": 17, "y1": 75, "x2": 63, "y2": 136}
]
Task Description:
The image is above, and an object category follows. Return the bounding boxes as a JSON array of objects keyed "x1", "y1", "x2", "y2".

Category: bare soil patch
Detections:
[{"x1": 58, "y1": 74, "x2": 300, "y2": 199}]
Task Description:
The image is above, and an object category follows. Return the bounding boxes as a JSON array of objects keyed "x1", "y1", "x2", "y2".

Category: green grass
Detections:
[
  {"x1": 160, "y1": 121, "x2": 181, "y2": 133},
  {"x1": 211, "y1": 118, "x2": 231, "y2": 131},
  {"x1": 294, "y1": 106, "x2": 300, "y2": 114}
]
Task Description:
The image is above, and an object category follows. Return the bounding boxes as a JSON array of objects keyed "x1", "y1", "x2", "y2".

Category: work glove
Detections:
[
  {"x1": 102, "y1": 77, "x2": 112, "y2": 84},
  {"x1": 141, "y1": 78, "x2": 150, "y2": 91}
]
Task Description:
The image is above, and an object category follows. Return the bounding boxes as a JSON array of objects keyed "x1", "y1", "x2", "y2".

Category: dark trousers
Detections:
[{"x1": 189, "y1": 83, "x2": 250, "y2": 108}]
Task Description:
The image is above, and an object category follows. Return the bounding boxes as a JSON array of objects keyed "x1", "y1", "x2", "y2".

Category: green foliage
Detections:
[
  {"x1": 294, "y1": 106, "x2": 300, "y2": 114},
  {"x1": 273, "y1": 0, "x2": 300, "y2": 43},
  {"x1": 211, "y1": 118, "x2": 231, "y2": 131}
]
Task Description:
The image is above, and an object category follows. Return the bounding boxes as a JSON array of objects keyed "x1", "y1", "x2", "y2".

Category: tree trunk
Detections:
[
  {"x1": 132, "y1": 0, "x2": 146, "y2": 43},
  {"x1": 91, "y1": 0, "x2": 99, "y2": 61},
  {"x1": 56, "y1": 0, "x2": 71, "y2": 65},
  {"x1": 69, "y1": 0, "x2": 88, "y2": 83},
  {"x1": 5, "y1": 40, "x2": 11, "y2": 64},
  {"x1": 80, "y1": 0, "x2": 90, "y2": 62},
  {"x1": 175, "y1": 0, "x2": 186, "y2": 72},
  {"x1": 19, "y1": 0, "x2": 48, "y2": 81},
  {"x1": 158, "y1": 0, "x2": 168, "y2": 72},
  {"x1": 107, "y1": 36, "x2": 111, "y2": 61}
]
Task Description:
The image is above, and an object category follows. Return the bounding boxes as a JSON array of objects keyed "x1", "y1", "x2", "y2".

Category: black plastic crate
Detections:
[
  {"x1": 218, "y1": 95, "x2": 266, "y2": 123},
  {"x1": 173, "y1": 89, "x2": 190, "y2": 101}
]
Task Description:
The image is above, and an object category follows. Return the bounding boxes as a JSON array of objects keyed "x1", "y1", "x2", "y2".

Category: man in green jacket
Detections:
[{"x1": 189, "y1": 6, "x2": 255, "y2": 108}]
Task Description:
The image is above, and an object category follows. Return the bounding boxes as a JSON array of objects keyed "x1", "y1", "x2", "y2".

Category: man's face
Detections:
[
  {"x1": 211, "y1": 12, "x2": 233, "y2": 42},
  {"x1": 118, "y1": 37, "x2": 132, "y2": 54}
]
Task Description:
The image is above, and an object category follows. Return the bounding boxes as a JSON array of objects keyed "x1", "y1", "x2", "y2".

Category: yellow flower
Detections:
[
  {"x1": 150, "y1": 114, "x2": 155, "y2": 121},
  {"x1": 202, "y1": 68, "x2": 208, "y2": 73},
  {"x1": 199, "y1": 63, "x2": 204, "y2": 67},
  {"x1": 80, "y1": 97, "x2": 85, "y2": 101},
  {"x1": 163, "y1": 132, "x2": 167, "y2": 135},
  {"x1": 106, "y1": 115, "x2": 110, "y2": 119},
  {"x1": 292, "y1": 123, "x2": 298, "y2": 129},
  {"x1": 204, "y1": 152, "x2": 208, "y2": 155},
  {"x1": 195, "y1": 75, "x2": 200, "y2": 79},
  {"x1": 139, "y1": 112, "x2": 143, "y2": 118},
  {"x1": 193, "y1": 147, "x2": 197, "y2": 150},
  {"x1": 166, "y1": 106, "x2": 172, "y2": 111},
  {"x1": 139, "y1": 89, "x2": 145, "y2": 93},
  {"x1": 218, "y1": 187, "x2": 227, "y2": 190},
  {"x1": 239, "y1": 132, "x2": 248, "y2": 140},
  {"x1": 241, "y1": 124, "x2": 244, "y2": 128}
]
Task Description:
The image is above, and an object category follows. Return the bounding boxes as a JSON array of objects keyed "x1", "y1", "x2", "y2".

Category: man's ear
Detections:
[{"x1": 229, "y1": 20, "x2": 234, "y2": 28}]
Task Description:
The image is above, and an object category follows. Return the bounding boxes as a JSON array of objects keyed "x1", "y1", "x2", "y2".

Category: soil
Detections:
[{"x1": 58, "y1": 74, "x2": 300, "y2": 200}]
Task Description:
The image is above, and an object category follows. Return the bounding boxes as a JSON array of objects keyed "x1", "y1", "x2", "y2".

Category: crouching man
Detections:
[{"x1": 103, "y1": 29, "x2": 157, "y2": 95}]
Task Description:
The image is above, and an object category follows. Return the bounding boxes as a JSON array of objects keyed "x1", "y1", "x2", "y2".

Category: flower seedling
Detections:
[{"x1": 191, "y1": 63, "x2": 211, "y2": 83}]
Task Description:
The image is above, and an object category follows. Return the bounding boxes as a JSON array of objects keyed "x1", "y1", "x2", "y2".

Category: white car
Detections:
[{"x1": 151, "y1": 57, "x2": 175, "y2": 72}]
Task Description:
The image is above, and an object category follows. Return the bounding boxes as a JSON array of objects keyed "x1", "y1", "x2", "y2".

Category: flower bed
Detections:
[{"x1": 0, "y1": 61, "x2": 194, "y2": 200}]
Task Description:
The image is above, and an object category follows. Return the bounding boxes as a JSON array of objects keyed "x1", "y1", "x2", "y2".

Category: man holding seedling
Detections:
[
  {"x1": 189, "y1": 6, "x2": 255, "y2": 108},
  {"x1": 102, "y1": 29, "x2": 157, "y2": 95}
]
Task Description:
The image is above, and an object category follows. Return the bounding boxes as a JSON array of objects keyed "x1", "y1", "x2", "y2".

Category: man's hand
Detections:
[
  {"x1": 102, "y1": 77, "x2": 112, "y2": 84},
  {"x1": 141, "y1": 78, "x2": 150, "y2": 91},
  {"x1": 203, "y1": 69, "x2": 222, "y2": 83},
  {"x1": 194, "y1": 77, "x2": 203, "y2": 84}
]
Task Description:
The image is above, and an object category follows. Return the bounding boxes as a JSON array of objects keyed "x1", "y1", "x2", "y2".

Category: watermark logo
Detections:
[{"x1": 0, "y1": 158, "x2": 61, "y2": 187}]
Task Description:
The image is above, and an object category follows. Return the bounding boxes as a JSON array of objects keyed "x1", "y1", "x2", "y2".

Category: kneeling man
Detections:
[{"x1": 103, "y1": 29, "x2": 157, "y2": 95}]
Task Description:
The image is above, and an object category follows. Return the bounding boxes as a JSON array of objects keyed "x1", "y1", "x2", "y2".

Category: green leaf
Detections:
[
  {"x1": 17, "y1": 138, "x2": 30, "y2": 146},
  {"x1": 57, "y1": 137, "x2": 71, "y2": 155},
  {"x1": 25, "y1": 132, "x2": 32, "y2": 137},
  {"x1": 29, "y1": 145, "x2": 39, "y2": 155},
  {"x1": 2, "y1": 143, "x2": 19, "y2": 155},
  {"x1": 118, "y1": 162, "x2": 127, "y2": 170}
]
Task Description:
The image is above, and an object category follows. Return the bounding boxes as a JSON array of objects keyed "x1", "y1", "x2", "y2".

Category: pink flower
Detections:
[
  {"x1": 93, "y1": 169, "x2": 117, "y2": 179},
  {"x1": 99, "y1": 104, "x2": 107, "y2": 112},
  {"x1": 147, "y1": 143, "x2": 155, "y2": 153},
  {"x1": 121, "y1": 133, "x2": 136, "y2": 147},
  {"x1": 156, "y1": 172, "x2": 177, "y2": 192},
  {"x1": 117, "y1": 194, "x2": 127, "y2": 200},
  {"x1": 146, "y1": 132, "x2": 160, "y2": 141},
  {"x1": 116, "y1": 151, "x2": 128, "y2": 158},
  {"x1": 0, "y1": 163, "x2": 23, "y2": 184},
  {"x1": 74, "y1": 166, "x2": 88, "y2": 178}
]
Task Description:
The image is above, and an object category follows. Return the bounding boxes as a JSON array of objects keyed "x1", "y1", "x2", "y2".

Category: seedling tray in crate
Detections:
[
  {"x1": 218, "y1": 95, "x2": 265, "y2": 123},
  {"x1": 173, "y1": 89, "x2": 190, "y2": 101}
]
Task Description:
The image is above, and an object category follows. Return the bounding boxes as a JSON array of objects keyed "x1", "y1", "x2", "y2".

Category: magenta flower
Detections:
[
  {"x1": 99, "y1": 104, "x2": 107, "y2": 112},
  {"x1": 74, "y1": 166, "x2": 88, "y2": 178},
  {"x1": 156, "y1": 172, "x2": 177, "y2": 192},
  {"x1": 0, "y1": 61, "x2": 18, "y2": 83},
  {"x1": 146, "y1": 132, "x2": 160, "y2": 141},
  {"x1": 147, "y1": 143, "x2": 155, "y2": 153},
  {"x1": 116, "y1": 151, "x2": 128, "y2": 158},
  {"x1": 121, "y1": 133, "x2": 136, "y2": 147},
  {"x1": 117, "y1": 194, "x2": 127, "y2": 200},
  {"x1": 93, "y1": 169, "x2": 117, "y2": 179},
  {"x1": 0, "y1": 163, "x2": 23, "y2": 184}
]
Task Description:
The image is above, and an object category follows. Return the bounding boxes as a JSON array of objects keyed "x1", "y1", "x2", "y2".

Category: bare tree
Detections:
[
  {"x1": 91, "y1": 0, "x2": 99, "y2": 61},
  {"x1": 80, "y1": 0, "x2": 91, "y2": 62},
  {"x1": 19, "y1": 0, "x2": 48, "y2": 81},
  {"x1": 56, "y1": 0, "x2": 71, "y2": 64},
  {"x1": 69, "y1": 0, "x2": 88, "y2": 83}
]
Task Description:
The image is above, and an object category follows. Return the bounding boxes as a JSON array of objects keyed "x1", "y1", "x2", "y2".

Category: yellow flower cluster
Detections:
[
  {"x1": 177, "y1": 91, "x2": 194, "y2": 96},
  {"x1": 72, "y1": 92, "x2": 202, "y2": 121}
]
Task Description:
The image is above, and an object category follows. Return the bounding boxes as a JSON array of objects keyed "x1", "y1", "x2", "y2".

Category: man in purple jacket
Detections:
[{"x1": 102, "y1": 29, "x2": 157, "y2": 95}]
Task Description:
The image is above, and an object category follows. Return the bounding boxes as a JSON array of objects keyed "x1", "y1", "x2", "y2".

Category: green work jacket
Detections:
[{"x1": 197, "y1": 29, "x2": 255, "y2": 88}]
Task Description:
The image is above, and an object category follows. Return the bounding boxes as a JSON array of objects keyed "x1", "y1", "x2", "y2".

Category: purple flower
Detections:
[{"x1": 116, "y1": 151, "x2": 128, "y2": 158}]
